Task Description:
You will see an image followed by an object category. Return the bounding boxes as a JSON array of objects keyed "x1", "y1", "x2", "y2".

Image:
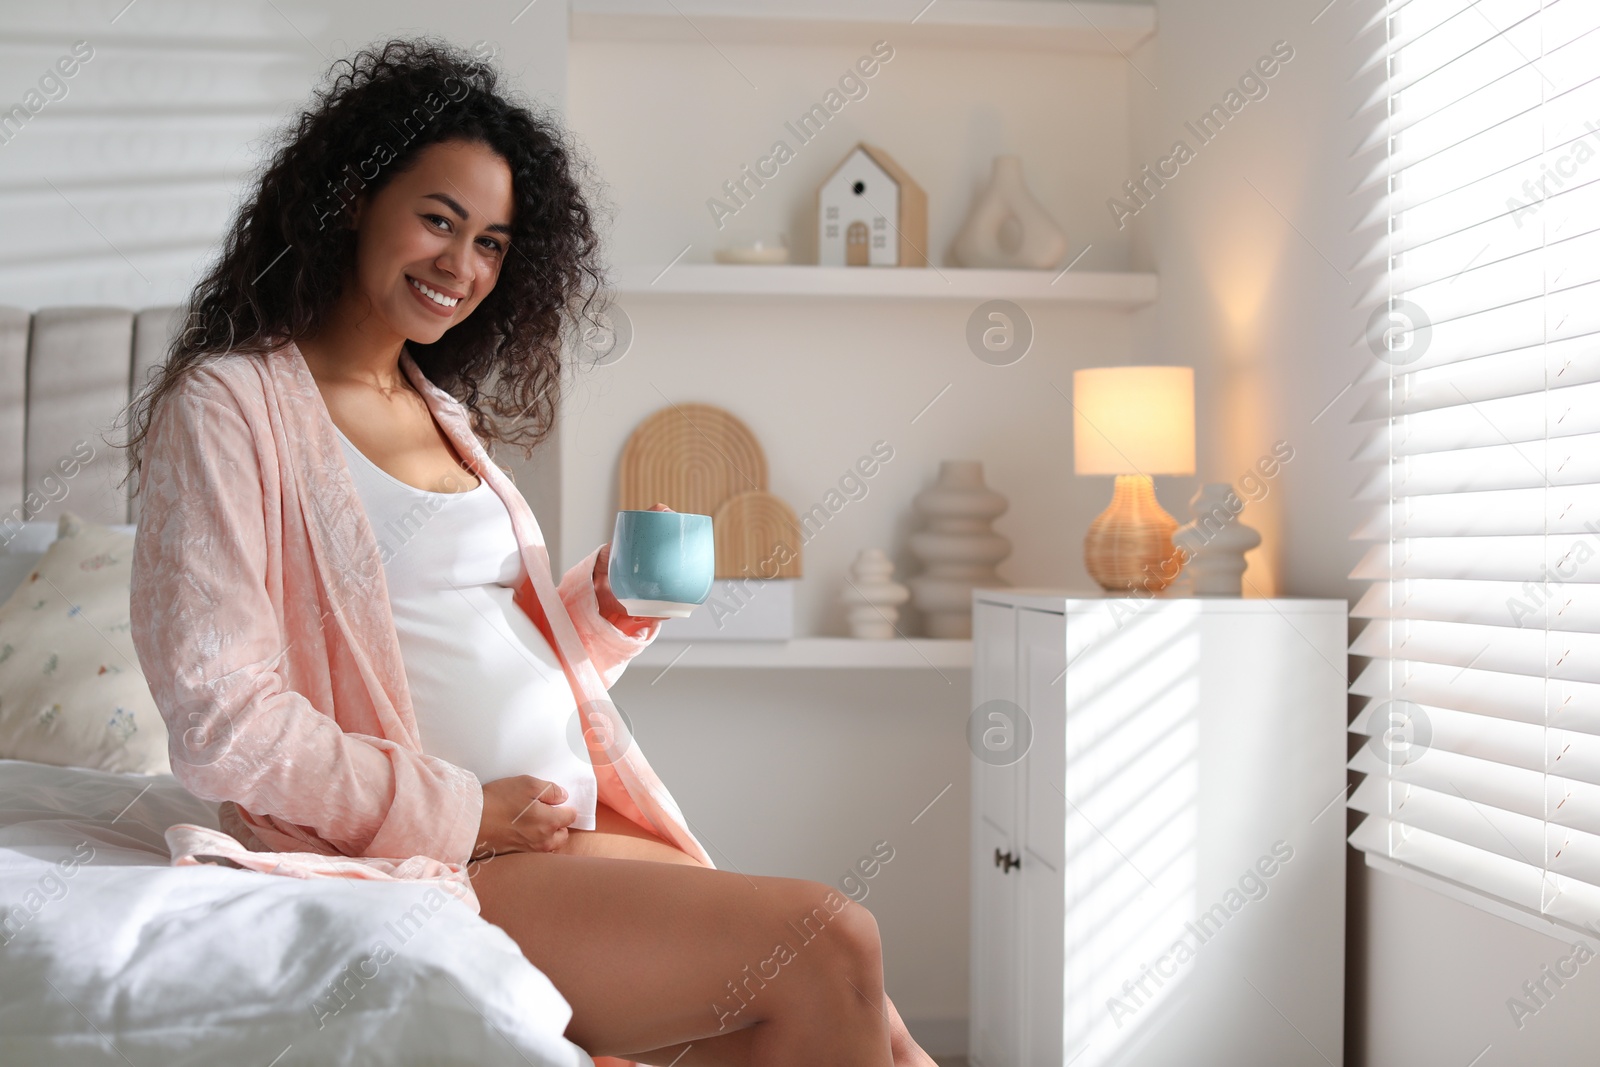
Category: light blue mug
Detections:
[{"x1": 607, "y1": 510, "x2": 715, "y2": 618}]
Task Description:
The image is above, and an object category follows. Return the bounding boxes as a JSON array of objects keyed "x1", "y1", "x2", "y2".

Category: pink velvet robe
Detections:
[{"x1": 129, "y1": 341, "x2": 714, "y2": 916}]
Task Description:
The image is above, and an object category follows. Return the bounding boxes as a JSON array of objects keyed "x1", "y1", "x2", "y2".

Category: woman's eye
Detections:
[{"x1": 425, "y1": 214, "x2": 502, "y2": 253}]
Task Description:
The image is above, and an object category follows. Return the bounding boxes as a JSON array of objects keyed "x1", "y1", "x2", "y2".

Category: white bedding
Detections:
[{"x1": 0, "y1": 757, "x2": 595, "y2": 1067}]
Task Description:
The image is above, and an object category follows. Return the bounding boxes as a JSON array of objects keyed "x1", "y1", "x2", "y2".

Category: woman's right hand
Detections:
[{"x1": 473, "y1": 775, "x2": 577, "y2": 860}]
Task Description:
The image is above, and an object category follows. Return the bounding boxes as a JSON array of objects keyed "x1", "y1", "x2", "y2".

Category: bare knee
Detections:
[
  {"x1": 781, "y1": 880, "x2": 883, "y2": 990},
  {"x1": 829, "y1": 895, "x2": 885, "y2": 988}
]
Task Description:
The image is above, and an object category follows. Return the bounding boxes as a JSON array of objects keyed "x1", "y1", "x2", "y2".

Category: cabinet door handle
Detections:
[{"x1": 993, "y1": 847, "x2": 1021, "y2": 873}]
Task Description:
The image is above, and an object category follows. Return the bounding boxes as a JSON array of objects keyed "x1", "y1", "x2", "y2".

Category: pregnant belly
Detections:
[{"x1": 553, "y1": 799, "x2": 701, "y2": 866}]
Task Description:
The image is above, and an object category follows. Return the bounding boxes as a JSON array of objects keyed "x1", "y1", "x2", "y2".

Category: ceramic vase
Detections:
[
  {"x1": 907, "y1": 461, "x2": 1011, "y2": 638},
  {"x1": 951, "y1": 155, "x2": 1070, "y2": 270},
  {"x1": 841, "y1": 548, "x2": 910, "y2": 639},
  {"x1": 1171, "y1": 482, "x2": 1261, "y2": 596}
]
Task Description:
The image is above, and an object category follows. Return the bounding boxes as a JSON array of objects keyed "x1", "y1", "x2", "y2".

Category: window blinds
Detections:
[{"x1": 1347, "y1": 0, "x2": 1600, "y2": 931}]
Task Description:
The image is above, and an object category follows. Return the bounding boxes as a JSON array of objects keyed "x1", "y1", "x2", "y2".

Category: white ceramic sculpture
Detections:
[
  {"x1": 841, "y1": 548, "x2": 910, "y2": 639},
  {"x1": 951, "y1": 155, "x2": 1069, "y2": 270},
  {"x1": 1171, "y1": 482, "x2": 1261, "y2": 596},
  {"x1": 907, "y1": 461, "x2": 1012, "y2": 638}
]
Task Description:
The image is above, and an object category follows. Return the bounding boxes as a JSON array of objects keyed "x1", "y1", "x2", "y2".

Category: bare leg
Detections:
[
  {"x1": 470, "y1": 808, "x2": 894, "y2": 1065},
  {"x1": 558, "y1": 806, "x2": 937, "y2": 1065},
  {"x1": 545, "y1": 798, "x2": 714, "y2": 866},
  {"x1": 484, "y1": 801, "x2": 936, "y2": 1065},
  {"x1": 883, "y1": 993, "x2": 939, "y2": 1067},
  {"x1": 629, "y1": 989, "x2": 936, "y2": 1067}
]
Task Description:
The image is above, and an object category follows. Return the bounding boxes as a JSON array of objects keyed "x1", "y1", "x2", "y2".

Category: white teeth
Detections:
[{"x1": 409, "y1": 277, "x2": 459, "y2": 308}]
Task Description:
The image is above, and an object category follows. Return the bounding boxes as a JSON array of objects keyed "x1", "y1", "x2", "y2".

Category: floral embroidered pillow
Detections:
[{"x1": 0, "y1": 511, "x2": 170, "y2": 775}]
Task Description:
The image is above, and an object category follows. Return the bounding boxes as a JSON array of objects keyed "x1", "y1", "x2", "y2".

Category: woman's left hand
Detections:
[{"x1": 594, "y1": 502, "x2": 673, "y2": 631}]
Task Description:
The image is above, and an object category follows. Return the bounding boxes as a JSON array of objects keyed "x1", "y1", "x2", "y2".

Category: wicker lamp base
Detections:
[{"x1": 1084, "y1": 474, "x2": 1183, "y2": 592}]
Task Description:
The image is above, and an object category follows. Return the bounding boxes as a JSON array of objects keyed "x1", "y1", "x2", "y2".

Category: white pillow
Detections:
[{"x1": 0, "y1": 512, "x2": 167, "y2": 775}]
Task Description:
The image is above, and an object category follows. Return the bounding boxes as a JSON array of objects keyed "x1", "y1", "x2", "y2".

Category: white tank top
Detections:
[{"x1": 333, "y1": 423, "x2": 599, "y2": 831}]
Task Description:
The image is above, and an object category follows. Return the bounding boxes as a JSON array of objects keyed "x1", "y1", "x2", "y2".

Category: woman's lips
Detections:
[{"x1": 406, "y1": 275, "x2": 457, "y2": 318}]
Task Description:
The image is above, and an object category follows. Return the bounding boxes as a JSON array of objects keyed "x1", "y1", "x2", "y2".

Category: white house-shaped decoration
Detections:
[{"x1": 817, "y1": 143, "x2": 928, "y2": 268}]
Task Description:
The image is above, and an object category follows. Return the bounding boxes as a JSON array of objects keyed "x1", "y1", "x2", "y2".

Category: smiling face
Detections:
[{"x1": 345, "y1": 138, "x2": 515, "y2": 343}]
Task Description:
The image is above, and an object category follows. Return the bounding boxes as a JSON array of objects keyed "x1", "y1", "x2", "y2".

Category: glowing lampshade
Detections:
[{"x1": 1073, "y1": 366, "x2": 1196, "y2": 476}]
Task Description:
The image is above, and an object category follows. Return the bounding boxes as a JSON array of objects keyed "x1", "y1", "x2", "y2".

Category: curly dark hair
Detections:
[{"x1": 118, "y1": 35, "x2": 612, "y2": 489}]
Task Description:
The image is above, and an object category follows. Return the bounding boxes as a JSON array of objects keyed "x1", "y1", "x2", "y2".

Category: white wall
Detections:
[{"x1": 1125, "y1": 0, "x2": 1600, "y2": 1063}]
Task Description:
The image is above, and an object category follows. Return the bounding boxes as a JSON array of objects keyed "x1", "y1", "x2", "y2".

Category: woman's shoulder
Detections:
[{"x1": 165, "y1": 349, "x2": 281, "y2": 414}]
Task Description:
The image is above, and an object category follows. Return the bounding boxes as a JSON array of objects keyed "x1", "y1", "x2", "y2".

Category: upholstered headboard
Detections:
[{"x1": 0, "y1": 305, "x2": 185, "y2": 531}]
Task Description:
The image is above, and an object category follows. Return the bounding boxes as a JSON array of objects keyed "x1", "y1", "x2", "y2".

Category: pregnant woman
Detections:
[{"x1": 122, "y1": 38, "x2": 935, "y2": 1067}]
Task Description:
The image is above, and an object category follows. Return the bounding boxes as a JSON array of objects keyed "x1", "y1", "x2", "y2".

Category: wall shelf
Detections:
[
  {"x1": 571, "y1": 0, "x2": 1157, "y2": 55},
  {"x1": 630, "y1": 637, "x2": 973, "y2": 670},
  {"x1": 610, "y1": 264, "x2": 1158, "y2": 305}
]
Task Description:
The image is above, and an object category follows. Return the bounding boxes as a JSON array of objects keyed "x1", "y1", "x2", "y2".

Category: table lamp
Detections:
[{"x1": 1072, "y1": 366, "x2": 1196, "y2": 592}]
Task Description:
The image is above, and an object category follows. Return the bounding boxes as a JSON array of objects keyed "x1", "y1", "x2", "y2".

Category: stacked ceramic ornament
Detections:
[{"x1": 843, "y1": 461, "x2": 1012, "y2": 640}]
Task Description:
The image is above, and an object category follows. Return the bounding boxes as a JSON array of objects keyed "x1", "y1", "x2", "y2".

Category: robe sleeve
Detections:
[
  {"x1": 129, "y1": 387, "x2": 484, "y2": 866},
  {"x1": 557, "y1": 545, "x2": 662, "y2": 689}
]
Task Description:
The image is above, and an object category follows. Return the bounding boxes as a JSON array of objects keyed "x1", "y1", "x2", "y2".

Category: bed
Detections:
[
  {"x1": 0, "y1": 306, "x2": 597, "y2": 1066},
  {"x1": 0, "y1": 756, "x2": 590, "y2": 1066}
]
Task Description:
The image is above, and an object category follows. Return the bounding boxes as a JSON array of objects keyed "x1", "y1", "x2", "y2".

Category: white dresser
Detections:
[{"x1": 968, "y1": 589, "x2": 1347, "y2": 1067}]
